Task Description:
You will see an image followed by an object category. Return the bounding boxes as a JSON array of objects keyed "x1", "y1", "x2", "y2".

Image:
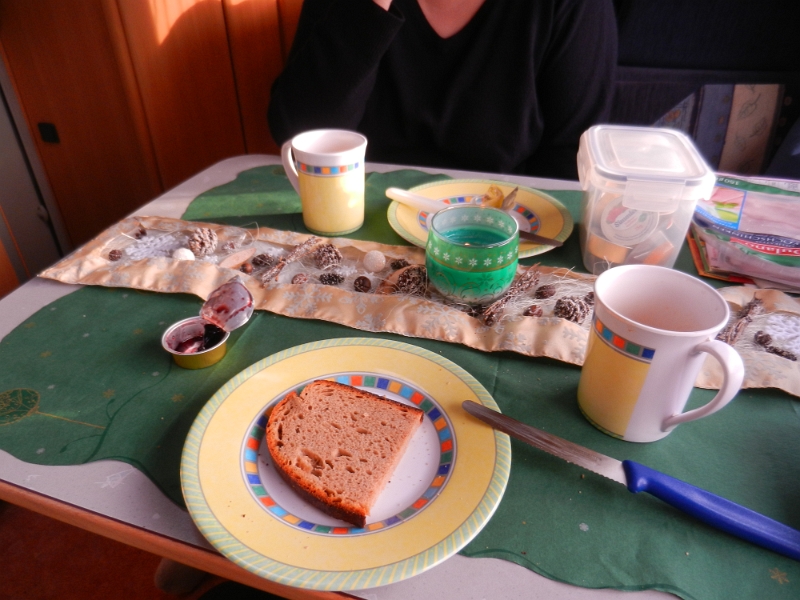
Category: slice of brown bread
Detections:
[{"x1": 266, "y1": 379, "x2": 425, "y2": 527}]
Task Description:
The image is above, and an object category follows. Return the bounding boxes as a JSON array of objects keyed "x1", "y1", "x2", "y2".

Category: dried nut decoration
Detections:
[
  {"x1": 353, "y1": 276, "x2": 372, "y2": 293},
  {"x1": 534, "y1": 284, "x2": 556, "y2": 299},
  {"x1": 523, "y1": 304, "x2": 543, "y2": 317},
  {"x1": 314, "y1": 244, "x2": 343, "y2": 270},
  {"x1": 108, "y1": 249, "x2": 123, "y2": 261},
  {"x1": 187, "y1": 228, "x2": 218, "y2": 257},
  {"x1": 292, "y1": 273, "x2": 309, "y2": 284}
]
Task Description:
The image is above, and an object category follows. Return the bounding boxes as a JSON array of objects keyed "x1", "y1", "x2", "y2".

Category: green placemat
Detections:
[
  {"x1": 1, "y1": 167, "x2": 798, "y2": 599},
  {"x1": 182, "y1": 165, "x2": 450, "y2": 246}
]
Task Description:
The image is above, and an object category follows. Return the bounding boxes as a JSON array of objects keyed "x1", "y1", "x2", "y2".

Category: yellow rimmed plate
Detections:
[
  {"x1": 180, "y1": 338, "x2": 511, "y2": 591},
  {"x1": 387, "y1": 179, "x2": 573, "y2": 258}
]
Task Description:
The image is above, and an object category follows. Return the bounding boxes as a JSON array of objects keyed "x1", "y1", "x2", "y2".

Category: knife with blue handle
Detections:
[{"x1": 462, "y1": 400, "x2": 800, "y2": 561}]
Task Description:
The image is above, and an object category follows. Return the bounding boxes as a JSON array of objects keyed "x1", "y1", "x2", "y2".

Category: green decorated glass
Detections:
[{"x1": 426, "y1": 205, "x2": 519, "y2": 305}]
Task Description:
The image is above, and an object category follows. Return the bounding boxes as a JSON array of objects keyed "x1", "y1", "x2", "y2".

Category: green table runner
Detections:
[{"x1": 1, "y1": 167, "x2": 798, "y2": 599}]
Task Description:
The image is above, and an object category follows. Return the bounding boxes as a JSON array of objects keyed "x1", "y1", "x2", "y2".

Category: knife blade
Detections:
[{"x1": 462, "y1": 400, "x2": 800, "y2": 562}]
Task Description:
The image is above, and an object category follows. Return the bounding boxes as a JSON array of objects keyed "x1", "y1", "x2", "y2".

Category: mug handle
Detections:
[
  {"x1": 662, "y1": 339, "x2": 745, "y2": 430},
  {"x1": 281, "y1": 140, "x2": 301, "y2": 194}
]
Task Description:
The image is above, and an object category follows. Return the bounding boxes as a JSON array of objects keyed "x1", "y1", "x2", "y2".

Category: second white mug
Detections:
[{"x1": 577, "y1": 265, "x2": 744, "y2": 442}]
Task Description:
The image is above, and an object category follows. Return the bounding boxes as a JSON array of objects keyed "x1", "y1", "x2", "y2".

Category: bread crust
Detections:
[{"x1": 266, "y1": 380, "x2": 424, "y2": 528}]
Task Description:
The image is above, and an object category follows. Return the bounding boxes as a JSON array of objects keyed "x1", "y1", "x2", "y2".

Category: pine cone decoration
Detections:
[
  {"x1": 251, "y1": 253, "x2": 274, "y2": 268},
  {"x1": 395, "y1": 265, "x2": 427, "y2": 295},
  {"x1": 314, "y1": 244, "x2": 343, "y2": 270},
  {"x1": 319, "y1": 272, "x2": 345, "y2": 286},
  {"x1": 390, "y1": 258, "x2": 410, "y2": 270},
  {"x1": 187, "y1": 228, "x2": 218, "y2": 257},
  {"x1": 553, "y1": 295, "x2": 592, "y2": 324}
]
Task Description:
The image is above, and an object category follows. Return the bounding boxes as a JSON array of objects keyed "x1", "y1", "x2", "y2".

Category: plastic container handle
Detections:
[
  {"x1": 281, "y1": 141, "x2": 301, "y2": 195},
  {"x1": 623, "y1": 460, "x2": 800, "y2": 561},
  {"x1": 662, "y1": 339, "x2": 744, "y2": 430}
]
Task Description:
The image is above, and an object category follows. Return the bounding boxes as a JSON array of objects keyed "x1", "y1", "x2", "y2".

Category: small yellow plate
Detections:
[
  {"x1": 180, "y1": 338, "x2": 510, "y2": 591},
  {"x1": 387, "y1": 179, "x2": 573, "y2": 258}
]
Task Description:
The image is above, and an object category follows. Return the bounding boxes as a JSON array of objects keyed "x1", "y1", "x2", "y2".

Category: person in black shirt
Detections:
[{"x1": 268, "y1": 0, "x2": 617, "y2": 180}]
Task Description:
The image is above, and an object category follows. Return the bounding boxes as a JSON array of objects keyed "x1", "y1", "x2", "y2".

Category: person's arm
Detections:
[
  {"x1": 268, "y1": 0, "x2": 404, "y2": 145},
  {"x1": 527, "y1": 0, "x2": 617, "y2": 179}
]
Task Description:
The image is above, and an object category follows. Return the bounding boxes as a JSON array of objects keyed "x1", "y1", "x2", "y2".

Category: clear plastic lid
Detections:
[{"x1": 578, "y1": 125, "x2": 716, "y2": 211}]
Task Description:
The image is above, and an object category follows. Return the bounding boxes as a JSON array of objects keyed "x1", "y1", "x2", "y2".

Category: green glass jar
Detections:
[{"x1": 426, "y1": 205, "x2": 519, "y2": 305}]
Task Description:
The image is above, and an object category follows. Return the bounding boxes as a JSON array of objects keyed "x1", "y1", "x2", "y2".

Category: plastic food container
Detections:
[{"x1": 577, "y1": 125, "x2": 716, "y2": 274}]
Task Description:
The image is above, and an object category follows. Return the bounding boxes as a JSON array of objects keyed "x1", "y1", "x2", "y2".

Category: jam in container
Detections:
[{"x1": 162, "y1": 278, "x2": 254, "y2": 369}]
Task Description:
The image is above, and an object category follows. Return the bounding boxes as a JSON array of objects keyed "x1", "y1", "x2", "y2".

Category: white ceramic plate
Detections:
[{"x1": 181, "y1": 338, "x2": 511, "y2": 591}]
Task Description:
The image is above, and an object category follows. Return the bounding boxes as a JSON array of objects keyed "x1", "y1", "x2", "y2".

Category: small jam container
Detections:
[
  {"x1": 162, "y1": 316, "x2": 230, "y2": 369},
  {"x1": 161, "y1": 277, "x2": 254, "y2": 369},
  {"x1": 577, "y1": 125, "x2": 715, "y2": 275}
]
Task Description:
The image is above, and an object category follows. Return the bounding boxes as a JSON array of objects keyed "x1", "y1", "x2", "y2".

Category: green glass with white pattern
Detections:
[{"x1": 425, "y1": 205, "x2": 519, "y2": 305}]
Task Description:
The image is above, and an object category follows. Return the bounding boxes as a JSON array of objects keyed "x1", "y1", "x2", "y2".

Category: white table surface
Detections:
[{"x1": 0, "y1": 155, "x2": 670, "y2": 599}]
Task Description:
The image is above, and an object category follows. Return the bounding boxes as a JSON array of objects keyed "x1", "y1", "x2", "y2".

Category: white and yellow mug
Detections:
[
  {"x1": 281, "y1": 129, "x2": 367, "y2": 236},
  {"x1": 577, "y1": 265, "x2": 744, "y2": 442}
]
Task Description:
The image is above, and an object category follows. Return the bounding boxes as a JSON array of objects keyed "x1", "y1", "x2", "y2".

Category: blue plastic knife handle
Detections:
[{"x1": 622, "y1": 460, "x2": 800, "y2": 561}]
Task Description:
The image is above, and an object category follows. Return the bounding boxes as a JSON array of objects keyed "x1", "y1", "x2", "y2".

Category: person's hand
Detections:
[{"x1": 373, "y1": 0, "x2": 392, "y2": 10}]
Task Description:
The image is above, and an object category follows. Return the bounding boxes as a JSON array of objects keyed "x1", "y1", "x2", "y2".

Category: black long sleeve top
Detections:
[{"x1": 268, "y1": 0, "x2": 617, "y2": 180}]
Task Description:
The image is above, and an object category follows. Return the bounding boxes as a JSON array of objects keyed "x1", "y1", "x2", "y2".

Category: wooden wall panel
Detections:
[
  {"x1": 223, "y1": 0, "x2": 284, "y2": 155},
  {"x1": 115, "y1": 0, "x2": 246, "y2": 189},
  {"x1": 0, "y1": 0, "x2": 163, "y2": 247}
]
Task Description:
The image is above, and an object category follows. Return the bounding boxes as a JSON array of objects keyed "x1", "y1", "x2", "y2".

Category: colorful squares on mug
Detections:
[
  {"x1": 594, "y1": 318, "x2": 655, "y2": 361},
  {"x1": 296, "y1": 161, "x2": 360, "y2": 174}
]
